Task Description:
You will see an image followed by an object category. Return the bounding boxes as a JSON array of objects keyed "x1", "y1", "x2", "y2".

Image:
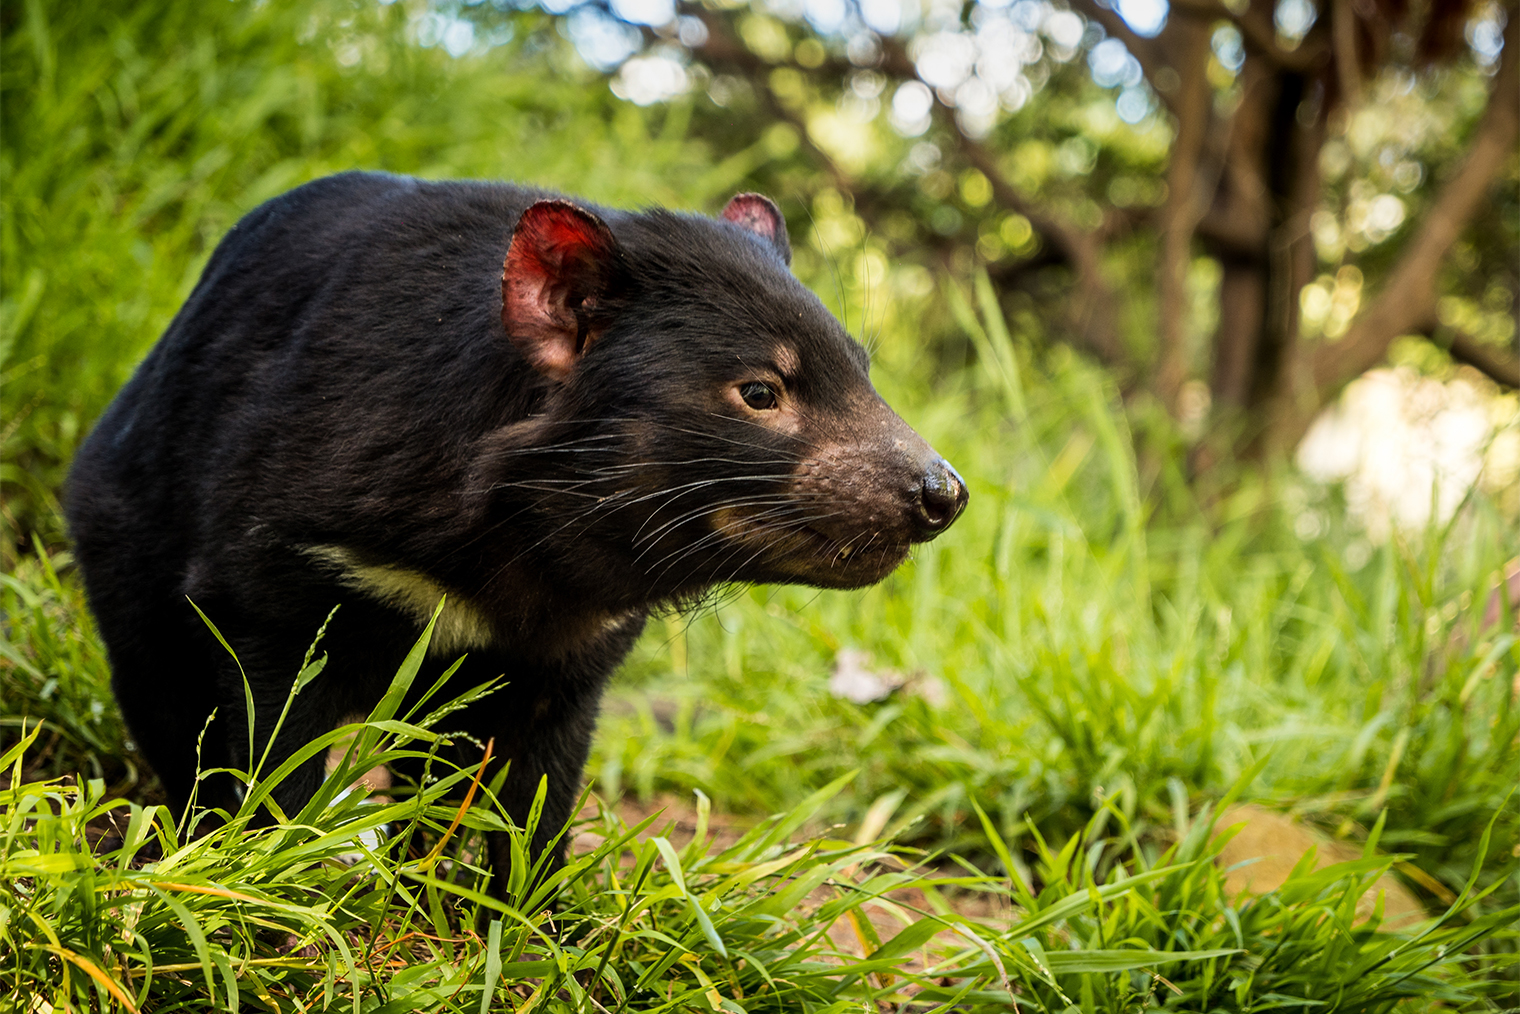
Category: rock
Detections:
[{"x1": 1215, "y1": 805, "x2": 1427, "y2": 928}]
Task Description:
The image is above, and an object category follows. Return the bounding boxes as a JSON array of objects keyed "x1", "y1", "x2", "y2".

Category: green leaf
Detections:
[
  {"x1": 653, "y1": 835, "x2": 728, "y2": 958},
  {"x1": 1040, "y1": 947, "x2": 1243, "y2": 972}
]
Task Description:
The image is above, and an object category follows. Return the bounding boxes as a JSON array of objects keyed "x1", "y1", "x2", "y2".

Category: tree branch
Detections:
[
  {"x1": 684, "y1": 9, "x2": 1130, "y2": 367},
  {"x1": 1309, "y1": 8, "x2": 1520, "y2": 394},
  {"x1": 1253, "y1": 7, "x2": 1520, "y2": 450},
  {"x1": 677, "y1": 12, "x2": 874, "y2": 206},
  {"x1": 1443, "y1": 330, "x2": 1520, "y2": 387},
  {"x1": 1331, "y1": 0, "x2": 1363, "y2": 109},
  {"x1": 1168, "y1": 0, "x2": 1329, "y2": 72},
  {"x1": 859, "y1": 35, "x2": 1130, "y2": 364},
  {"x1": 1152, "y1": 16, "x2": 1215, "y2": 408},
  {"x1": 1065, "y1": 0, "x2": 1177, "y2": 109},
  {"x1": 955, "y1": 137, "x2": 1127, "y2": 366}
]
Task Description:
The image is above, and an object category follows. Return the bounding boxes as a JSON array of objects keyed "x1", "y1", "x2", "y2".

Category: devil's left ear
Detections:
[
  {"x1": 502, "y1": 200, "x2": 622, "y2": 383},
  {"x1": 721, "y1": 193, "x2": 791, "y2": 266}
]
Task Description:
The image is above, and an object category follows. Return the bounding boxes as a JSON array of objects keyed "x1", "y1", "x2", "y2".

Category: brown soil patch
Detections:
[{"x1": 572, "y1": 793, "x2": 1015, "y2": 975}]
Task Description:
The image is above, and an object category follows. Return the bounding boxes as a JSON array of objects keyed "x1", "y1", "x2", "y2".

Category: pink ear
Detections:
[
  {"x1": 721, "y1": 193, "x2": 791, "y2": 265},
  {"x1": 502, "y1": 201, "x2": 621, "y2": 382}
]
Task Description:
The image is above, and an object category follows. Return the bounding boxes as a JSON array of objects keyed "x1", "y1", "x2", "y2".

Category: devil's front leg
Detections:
[{"x1": 451, "y1": 621, "x2": 645, "y2": 896}]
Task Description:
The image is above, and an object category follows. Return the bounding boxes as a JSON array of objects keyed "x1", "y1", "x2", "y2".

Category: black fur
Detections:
[{"x1": 67, "y1": 171, "x2": 966, "y2": 887}]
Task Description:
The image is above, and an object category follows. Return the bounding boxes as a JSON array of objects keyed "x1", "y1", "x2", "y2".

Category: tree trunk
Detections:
[
  {"x1": 1200, "y1": 57, "x2": 1276, "y2": 415},
  {"x1": 1255, "y1": 70, "x2": 1325, "y2": 428},
  {"x1": 1210, "y1": 261, "x2": 1268, "y2": 409},
  {"x1": 1153, "y1": 17, "x2": 1215, "y2": 409}
]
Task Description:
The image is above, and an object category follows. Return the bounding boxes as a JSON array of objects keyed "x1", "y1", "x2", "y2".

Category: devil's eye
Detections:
[{"x1": 739, "y1": 381, "x2": 778, "y2": 410}]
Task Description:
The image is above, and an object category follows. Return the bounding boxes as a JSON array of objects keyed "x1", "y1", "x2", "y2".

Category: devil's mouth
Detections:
[
  {"x1": 799, "y1": 526, "x2": 881, "y2": 562},
  {"x1": 763, "y1": 523, "x2": 910, "y2": 583},
  {"x1": 702, "y1": 506, "x2": 910, "y2": 585}
]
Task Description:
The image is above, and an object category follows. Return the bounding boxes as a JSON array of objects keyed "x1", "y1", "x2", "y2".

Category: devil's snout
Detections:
[{"x1": 911, "y1": 457, "x2": 968, "y2": 540}]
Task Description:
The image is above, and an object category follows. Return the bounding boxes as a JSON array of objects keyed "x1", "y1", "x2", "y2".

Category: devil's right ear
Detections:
[
  {"x1": 721, "y1": 193, "x2": 791, "y2": 266},
  {"x1": 502, "y1": 200, "x2": 622, "y2": 383}
]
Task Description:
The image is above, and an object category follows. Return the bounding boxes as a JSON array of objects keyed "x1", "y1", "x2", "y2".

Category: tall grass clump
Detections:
[
  {"x1": 0, "y1": 545, "x2": 123, "y2": 787},
  {"x1": 4, "y1": 610, "x2": 1516, "y2": 1010}
]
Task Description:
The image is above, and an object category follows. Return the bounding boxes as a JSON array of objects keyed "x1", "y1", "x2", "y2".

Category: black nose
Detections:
[{"x1": 913, "y1": 458, "x2": 968, "y2": 538}]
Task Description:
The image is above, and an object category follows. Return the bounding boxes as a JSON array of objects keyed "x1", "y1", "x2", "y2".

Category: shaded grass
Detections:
[{"x1": 0, "y1": 545, "x2": 125, "y2": 789}]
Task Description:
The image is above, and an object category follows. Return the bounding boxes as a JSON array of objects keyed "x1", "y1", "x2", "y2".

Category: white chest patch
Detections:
[{"x1": 303, "y1": 545, "x2": 497, "y2": 658}]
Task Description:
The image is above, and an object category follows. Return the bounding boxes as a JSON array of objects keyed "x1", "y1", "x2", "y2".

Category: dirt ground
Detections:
[{"x1": 573, "y1": 793, "x2": 1431, "y2": 961}]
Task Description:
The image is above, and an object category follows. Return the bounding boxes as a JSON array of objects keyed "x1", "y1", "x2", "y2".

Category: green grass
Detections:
[{"x1": 4, "y1": 591, "x2": 1516, "y2": 1011}]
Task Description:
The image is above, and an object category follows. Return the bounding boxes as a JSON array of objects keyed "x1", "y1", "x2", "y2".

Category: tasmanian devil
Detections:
[{"x1": 67, "y1": 170, "x2": 967, "y2": 886}]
